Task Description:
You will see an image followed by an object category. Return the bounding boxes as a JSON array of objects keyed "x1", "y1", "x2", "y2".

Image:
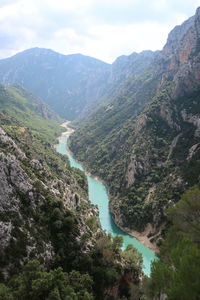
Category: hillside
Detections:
[
  {"x1": 0, "y1": 48, "x2": 110, "y2": 120},
  {"x1": 0, "y1": 84, "x2": 63, "y2": 142},
  {"x1": 0, "y1": 85, "x2": 92, "y2": 275},
  {"x1": 0, "y1": 6, "x2": 200, "y2": 299},
  {"x1": 69, "y1": 7, "x2": 200, "y2": 248},
  {"x1": 0, "y1": 48, "x2": 156, "y2": 121},
  {"x1": 0, "y1": 85, "x2": 143, "y2": 299}
]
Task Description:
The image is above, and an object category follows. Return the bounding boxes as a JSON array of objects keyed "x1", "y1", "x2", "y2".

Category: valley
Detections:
[
  {"x1": 56, "y1": 123, "x2": 157, "y2": 276},
  {"x1": 69, "y1": 8, "x2": 200, "y2": 248},
  {"x1": 0, "y1": 6, "x2": 200, "y2": 299}
]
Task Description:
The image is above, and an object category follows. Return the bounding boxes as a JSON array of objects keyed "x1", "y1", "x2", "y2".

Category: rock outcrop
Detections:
[
  {"x1": 157, "y1": 7, "x2": 200, "y2": 98},
  {"x1": 0, "y1": 125, "x2": 100, "y2": 278},
  {"x1": 69, "y1": 7, "x2": 200, "y2": 246}
]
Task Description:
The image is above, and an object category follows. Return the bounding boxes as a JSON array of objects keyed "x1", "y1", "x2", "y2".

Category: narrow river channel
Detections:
[{"x1": 56, "y1": 133, "x2": 157, "y2": 276}]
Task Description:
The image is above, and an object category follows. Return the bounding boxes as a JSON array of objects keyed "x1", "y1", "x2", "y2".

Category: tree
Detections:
[
  {"x1": 0, "y1": 284, "x2": 13, "y2": 300},
  {"x1": 145, "y1": 187, "x2": 200, "y2": 300},
  {"x1": 8, "y1": 260, "x2": 94, "y2": 300}
]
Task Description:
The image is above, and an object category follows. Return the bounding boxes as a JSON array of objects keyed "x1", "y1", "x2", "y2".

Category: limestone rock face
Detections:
[
  {"x1": 69, "y1": 8, "x2": 200, "y2": 245},
  {"x1": 0, "y1": 126, "x2": 99, "y2": 277},
  {"x1": 181, "y1": 110, "x2": 200, "y2": 137},
  {"x1": 121, "y1": 8, "x2": 200, "y2": 231},
  {"x1": 0, "y1": 128, "x2": 54, "y2": 274},
  {"x1": 0, "y1": 152, "x2": 29, "y2": 212},
  {"x1": 0, "y1": 222, "x2": 13, "y2": 249},
  {"x1": 157, "y1": 7, "x2": 200, "y2": 99},
  {"x1": 0, "y1": 127, "x2": 26, "y2": 160}
]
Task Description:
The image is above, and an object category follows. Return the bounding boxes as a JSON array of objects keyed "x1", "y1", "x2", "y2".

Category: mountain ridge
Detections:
[
  {"x1": 0, "y1": 48, "x2": 110, "y2": 120},
  {"x1": 0, "y1": 84, "x2": 144, "y2": 298},
  {"x1": 0, "y1": 47, "x2": 156, "y2": 121},
  {"x1": 69, "y1": 7, "x2": 200, "y2": 248},
  {"x1": 0, "y1": 7, "x2": 200, "y2": 300}
]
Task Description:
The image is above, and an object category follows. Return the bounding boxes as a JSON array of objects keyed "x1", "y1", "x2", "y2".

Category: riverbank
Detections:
[
  {"x1": 110, "y1": 208, "x2": 159, "y2": 253},
  {"x1": 61, "y1": 121, "x2": 75, "y2": 135},
  {"x1": 61, "y1": 122, "x2": 106, "y2": 185},
  {"x1": 56, "y1": 123, "x2": 157, "y2": 275},
  {"x1": 59, "y1": 121, "x2": 158, "y2": 254}
]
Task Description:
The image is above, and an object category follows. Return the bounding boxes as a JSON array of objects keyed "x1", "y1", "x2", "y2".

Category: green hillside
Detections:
[
  {"x1": 0, "y1": 84, "x2": 143, "y2": 299},
  {"x1": 69, "y1": 8, "x2": 200, "y2": 244},
  {"x1": 0, "y1": 48, "x2": 110, "y2": 120},
  {"x1": 0, "y1": 84, "x2": 63, "y2": 143}
]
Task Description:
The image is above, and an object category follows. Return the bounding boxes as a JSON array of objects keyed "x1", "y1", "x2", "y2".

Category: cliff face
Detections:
[
  {"x1": 0, "y1": 129, "x2": 54, "y2": 275},
  {"x1": 157, "y1": 7, "x2": 200, "y2": 97},
  {"x1": 69, "y1": 8, "x2": 200, "y2": 246},
  {"x1": 0, "y1": 88, "x2": 100, "y2": 279},
  {"x1": 0, "y1": 86, "x2": 144, "y2": 299}
]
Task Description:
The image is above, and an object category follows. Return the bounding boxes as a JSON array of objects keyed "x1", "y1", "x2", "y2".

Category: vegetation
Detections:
[
  {"x1": 0, "y1": 48, "x2": 110, "y2": 120},
  {"x1": 1, "y1": 11, "x2": 200, "y2": 298},
  {"x1": 0, "y1": 259, "x2": 94, "y2": 300},
  {"x1": 0, "y1": 84, "x2": 143, "y2": 299},
  {"x1": 143, "y1": 187, "x2": 200, "y2": 300},
  {"x1": 69, "y1": 85, "x2": 200, "y2": 236},
  {"x1": 0, "y1": 84, "x2": 63, "y2": 144}
]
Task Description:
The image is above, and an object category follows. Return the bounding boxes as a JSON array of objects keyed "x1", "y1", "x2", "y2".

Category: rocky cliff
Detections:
[
  {"x1": 0, "y1": 87, "x2": 100, "y2": 279},
  {"x1": 0, "y1": 86, "x2": 145, "y2": 299},
  {"x1": 156, "y1": 7, "x2": 200, "y2": 98},
  {"x1": 69, "y1": 7, "x2": 200, "y2": 247}
]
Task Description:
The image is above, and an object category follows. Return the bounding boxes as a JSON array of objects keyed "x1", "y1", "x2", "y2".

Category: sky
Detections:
[{"x1": 0, "y1": 0, "x2": 200, "y2": 63}]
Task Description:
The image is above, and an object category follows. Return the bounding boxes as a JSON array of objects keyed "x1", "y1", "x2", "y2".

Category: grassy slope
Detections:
[
  {"x1": 69, "y1": 79, "x2": 200, "y2": 241},
  {"x1": 0, "y1": 85, "x2": 63, "y2": 143}
]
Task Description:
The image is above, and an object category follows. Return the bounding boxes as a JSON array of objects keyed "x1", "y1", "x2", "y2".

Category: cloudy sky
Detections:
[{"x1": 0, "y1": 0, "x2": 200, "y2": 63}]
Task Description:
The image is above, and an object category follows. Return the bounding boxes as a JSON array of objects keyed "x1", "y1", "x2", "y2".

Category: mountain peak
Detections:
[
  {"x1": 11, "y1": 47, "x2": 65, "y2": 59},
  {"x1": 0, "y1": 47, "x2": 111, "y2": 119}
]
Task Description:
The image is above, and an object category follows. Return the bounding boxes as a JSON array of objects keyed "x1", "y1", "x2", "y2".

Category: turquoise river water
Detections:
[{"x1": 56, "y1": 134, "x2": 157, "y2": 276}]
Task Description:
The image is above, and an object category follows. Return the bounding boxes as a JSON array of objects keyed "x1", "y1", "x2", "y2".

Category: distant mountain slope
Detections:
[
  {"x1": 74, "y1": 50, "x2": 157, "y2": 124},
  {"x1": 0, "y1": 84, "x2": 143, "y2": 299},
  {"x1": 0, "y1": 84, "x2": 62, "y2": 120},
  {"x1": 69, "y1": 8, "x2": 200, "y2": 247},
  {"x1": 0, "y1": 84, "x2": 63, "y2": 142},
  {"x1": 0, "y1": 48, "x2": 110, "y2": 120},
  {"x1": 0, "y1": 48, "x2": 156, "y2": 121}
]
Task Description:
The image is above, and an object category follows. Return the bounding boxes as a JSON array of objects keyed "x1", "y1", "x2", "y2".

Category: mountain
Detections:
[
  {"x1": 0, "y1": 48, "x2": 110, "y2": 120},
  {"x1": 0, "y1": 85, "x2": 143, "y2": 299},
  {"x1": 0, "y1": 84, "x2": 62, "y2": 121},
  {"x1": 0, "y1": 85, "x2": 91, "y2": 275},
  {"x1": 0, "y1": 84, "x2": 63, "y2": 142},
  {"x1": 1, "y1": 7, "x2": 200, "y2": 299},
  {"x1": 0, "y1": 48, "x2": 156, "y2": 121},
  {"x1": 74, "y1": 50, "x2": 157, "y2": 125},
  {"x1": 107, "y1": 50, "x2": 156, "y2": 87},
  {"x1": 69, "y1": 8, "x2": 200, "y2": 249}
]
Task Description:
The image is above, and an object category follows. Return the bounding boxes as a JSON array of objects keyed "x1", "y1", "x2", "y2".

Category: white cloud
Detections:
[
  {"x1": 42, "y1": 0, "x2": 93, "y2": 12},
  {"x1": 153, "y1": 0, "x2": 168, "y2": 12},
  {"x1": 0, "y1": 0, "x2": 199, "y2": 62},
  {"x1": 84, "y1": 22, "x2": 172, "y2": 62}
]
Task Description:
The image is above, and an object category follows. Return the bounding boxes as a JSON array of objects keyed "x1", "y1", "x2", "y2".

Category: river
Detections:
[{"x1": 56, "y1": 133, "x2": 157, "y2": 276}]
